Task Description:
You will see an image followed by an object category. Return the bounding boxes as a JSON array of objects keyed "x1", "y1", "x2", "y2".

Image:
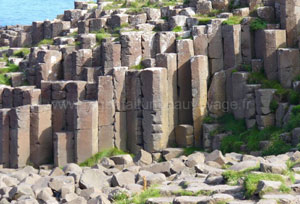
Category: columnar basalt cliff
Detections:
[{"x1": 1, "y1": 0, "x2": 300, "y2": 203}]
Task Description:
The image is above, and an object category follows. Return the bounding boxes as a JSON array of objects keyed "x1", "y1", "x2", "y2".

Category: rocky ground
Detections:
[{"x1": 1, "y1": 148, "x2": 300, "y2": 204}]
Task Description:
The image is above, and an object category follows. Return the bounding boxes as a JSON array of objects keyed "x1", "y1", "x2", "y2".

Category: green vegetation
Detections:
[
  {"x1": 218, "y1": 114, "x2": 291, "y2": 155},
  {"x1": 222, "y1": 16, "x2": 243, "y2": 25},
  {"x1": 203, "y1": 115, "x2": 216, "y2": 124},
  {"x1": 113, "y1": 187, "x2": 161, "y2": 204},
  {"x1": 130, "y1": 62, "x2": 144, "y2": 70},
  {"x1": 0, "y1": 63, "x2": 20, "y2": 85},
  {"x1": 223, "y1": 169, "x2": 290, "y2": 198},
  {"x1": 183, "y1": 147, "x2": 203, "y2": 156},
  {"x1": 284, "y1": 105, "x2": 300, "y2": 132},
  {"x1": 198, "y1": 17, "x2": 214, "y2": 25},
  {"x1": 244, "y1": 173, "x2": 289, "y2": 197},
  {"x1": 0, "y1": 74, "x2": 10, "y2": 85},
  {"x1": 38, "y1": 39, "x2": 54, "y2": 46},
  {"x1": 94, "y1": 28, "x2": 111, "y2": 44},
  {"x1": 172, "y1": 26, "x2": 183, "y2": 32},
  {"x1": 79, "y1": 148, "x2": 129, "y2": 167},
  {"x1": 248, "y1": 71, "x2": 300, "y2": 105},
  {"x1": 172, "y1": 190, "x2": 212, "y2": 196},
  {"x1": 13, "y1": 48, "x2": 30, "y2": 58},
  {"x1": 250, "y1": 18, "x2": 267, "y2": 31}
]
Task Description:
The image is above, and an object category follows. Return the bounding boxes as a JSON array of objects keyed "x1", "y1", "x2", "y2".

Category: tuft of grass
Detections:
[
  {"x1": 38, "y1": 39, "x2": 54, "y2": 46},
  {"x1": 114, "y1": 187, "x2": 161, "y2": 204},
  {"x1": 93, "y1": 28, "x2": 111, "y2": 44},
  {"x1": 284, "y1": 105, "x2": 300, "y2": 132},
  {"x1": 203, "y1": 115, "x2": 217, "y2": 124},
  {"x1": 13, "y1": 48, "x2": 30, "y2": 58},
  {"x1": 222, "y1": 16, "x2": 243, "y2": 25},
  {"x1": 247, "y1": 71, "x2": 300, "y2": 105},
  {"x1": 223, "y1": 165, "x2": 260, "y2": 186},
  {"x1": 244, "y1": 173, "x2": 287, "y2": 198},
  {"x1": 79, "y1": 148, "x2": 129, "y2": 167},
  {"x1": 224, "y1": 169, "x2": 290, "y2": 198},
  {"x1": 198, "y1": 17, "x2": 214, "y2": 25},
  {"x1": 172, "y1": 26, "x2": 183, "y2": 32},
  {"x1": 0, "y1": 74, "x2": 10, "y2": 85},
  {"x1": 172, "y1": 190, "x2": 212, "y2": 196},
  {"x1": 250, "y1": 18, "x2": 267, "y2": 31},
  {"x1": 130, "y1": 63, "x2": 144, "y2": 70},
  {"x1": 183, "y1": 147, "x2": 203, "y2": 156}
]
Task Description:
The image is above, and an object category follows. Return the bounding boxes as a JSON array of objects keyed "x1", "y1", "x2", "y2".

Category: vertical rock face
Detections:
[
  {"x1": 222, "y1": 24, "x2": 242, "y2": 69},
  {"x1": 277, "y1": 48, "x2": 300, "y2": 88},
  {"x1": 207, "y1": 71, "x2": 226, "y2": 117},
  {"x1": 9, "y1": 105, "x2": 30, "y2": 168},
  {"x1": 0, "y1": 109, "x2": 10, "y2": 168},
  {"x1": 74, "y1": 101, "x2": 98, "y2": 163},
  {"x1": 54, "y1": 132, "x2": 74, "y2": 167},
  {"x1": 141, "y1": 68, "x2": 168, "y2": 152},
  {"x1": 280, "y1": 0, "x2": 300, "y2": 47},
  {"x1": 2, "y1": 0, "x2": 300, "y2": 172},
  {"x1": 30, "y1": 105, "x2": 52, "y2": 167},
  {"x1": 177, "y1": 39, "x2": 194, "y2": 125},
  {"x1": 120, "y1": 32, "x2": 142, "y2": 67},
  {"x1": 98, "y1": 76, "x2": 115, "y2": 151},
  {"x1": 126, "y1": 70, "x2": 143, "y2": 154},
  {"x1": 191, "y1": 55, "x2": 209, "y2": 147},
  {"x1": 156, "y1": 53, "x2": 178, "y2": 146},
  {"x1": 260, "y1": 30, "x2": 287, "y2": 80}
]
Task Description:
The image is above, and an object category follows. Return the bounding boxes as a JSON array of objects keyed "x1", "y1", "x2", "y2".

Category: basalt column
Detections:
[
  {"x1": 30, "y1": 105, "x2": 52, "y2": 167},
  {"x1": 191, "y1": 55, "x2": 209, "y2": 147},
  {"x1": 177, "y1": 39, "x2": 194, "y2": 125},
  {"x1": 9, "y1": 105, "x2": 30, "y2": 168},
  {"x1": 98, "y1": 76, "x2": 115, "y2": 150},
  {"x1": 141, "y1": 68, "x2": 168, "y2": 152},
  {"x1": 156, "y1": 53, "x2": 178, "y2": 146},
  {"x1": 126, "y1": 70, "x2": 143, "y2": 154},
  {"x1": 0, "y1": 109, "x2": 10, "y2": 168},
  {"x1": 111, "y1": 67, "x2": 128, "y2": 150},
  {"x1": 74, "y1": 101, "x2": 98, "y2": 163}
]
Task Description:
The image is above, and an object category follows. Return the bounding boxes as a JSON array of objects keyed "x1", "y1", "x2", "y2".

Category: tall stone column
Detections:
[
  {"x1": 0, "y1": 109, "x2": 10, "y2": 168},
  {"x1": 126, "y1": 70, "x2": 143, "y2": 154},
  {"x1": 177, "y1": 39, "x2": 194, "y2": 125},
  {"x1": 111, "y1": 67, "x2": 128, "y2": 150},
  {"x1": 74, "y1": 101, "x2": 98, "y2": 163},
  {"x1": 9, "y1": 105, "x2": 30, "y2": 168},
  {"x1": 141, "y1": 68, "x2": 168, "y2": 152},
  {"x1": 191, "y1": 55, "x2": 209, "y2": 147},
  {"x1": 98, "y1": 76, "x2": 115, "y2": 151},
  {"x1": 54, "y1": 132, "x2": 75, "y2": 167},
  {"x1": 30, "y1": 105, "x2": 52, "y2": 167},
  {"x1": 222, "y1": 24, "x2": 242, "y2": 69},
  {"x1": 156, "y1": 53, "x2": 178, "y2": 146}
]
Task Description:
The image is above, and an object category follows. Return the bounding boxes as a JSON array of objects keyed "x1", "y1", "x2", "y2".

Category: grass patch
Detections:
[
  {"x1": 224, "y1": 169, "x2": 290, "y2": 198},
  {"x1": 113, "y1": 187, "x2": 161, "y2": 204},
  {"x1": 250, "y1": 18, "x2": 267, "y2": 31},
  {"x1": 13, "y1": 48, "x2": 30, "y2": 58},
  {"x1": 0, "y1": 74, "x2": 10, "y2": 85},
  {"x1": 218, "y1": 114, "x2": 291, "y2": 155},
  {"x1": 93, "y1": 28, "x2": 111, "y2": 44},
  {"x1": 222, "y1": 16, "x2": 243, "y2": 25},
  {"x1": 79, "y1": 148, "x2": 129, "y2": 167},
  {"x1": 248, "y1": 71, "x2": 300, "y2": 105},
  {"x1": 172, "y1": 190, "x2": 212, "y2": 196},
  {"x1": 244, "y1": 173, "x2": 287, "y2": 197},
  {"x1": 130, "y1": 62, "x2": 144, "y2": 70},
  {"x1": 172, "y1": 26, "x2": 183, "y2": 32},
  {"x1": 183, "y1": 147, "x2": 203, "y2": 156},
  {"x1": 198, "y1": 17, "x2": 214, "y2": 25},
  {"x1": 38, "y1": 39, "x2": 54, "y2": 47},
  {"x1": 283, "y1": 105, "x2": 300, "y2": 132}
]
